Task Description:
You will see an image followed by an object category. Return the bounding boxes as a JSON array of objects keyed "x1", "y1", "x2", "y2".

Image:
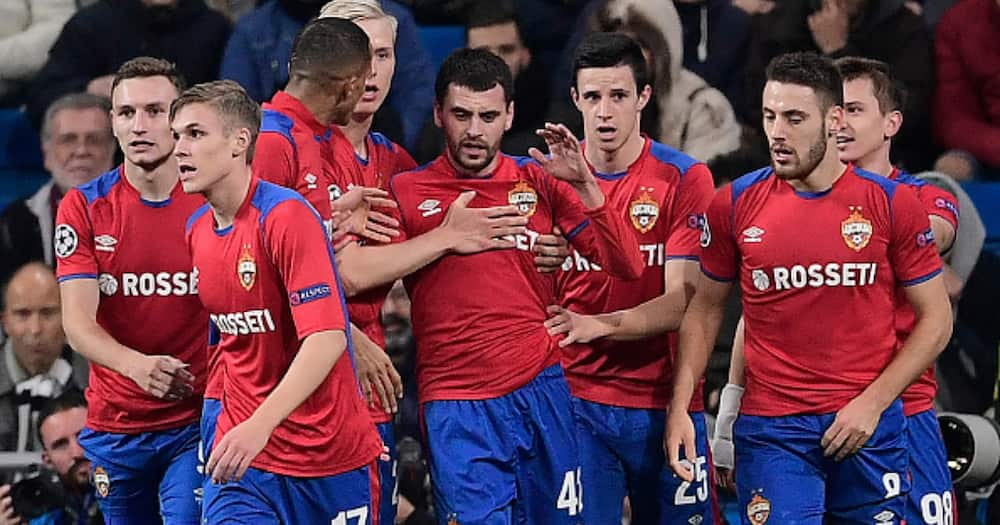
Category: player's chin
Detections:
[{"x1": 178, "y1": 177, "x2": 203, "y2": 194}]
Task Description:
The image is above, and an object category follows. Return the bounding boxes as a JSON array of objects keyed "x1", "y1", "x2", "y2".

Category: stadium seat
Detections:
[
  {"x1": 0, "y1": 109, "x2": 43, "y2": 170},
  {"x1": 962, "y1": 182, "x2": 1000, "y2": 254},
  {"x1": 417, "y1": 25, "x2": 465, "y2": 72},
  {"x1": 0, "y1": 170, "x2": 49, "y2": 213}
]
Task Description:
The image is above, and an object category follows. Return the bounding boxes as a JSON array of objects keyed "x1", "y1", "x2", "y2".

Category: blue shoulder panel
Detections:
[
  {"x1": 252, "y1": 179, "x2": 320, "y2": 225},
  {"x1": 648, "y1": 140, "x2": 699, "y2": 176},
  {"x1": 77, "y1": 167, "x2": 122, "y2": 204},
  {"x1": 368, "y1": 132, "x2": 395, "y2": 151},
  {"x1": 730, "y1": 166, "x2": 773, "y2": 205},
  {"x1": 260, "y1": 109, "x2": 296, "y2": 147},
  {"x1": 185, "y1": 203, "x2": 212, "y2": 235},
  {"x1": 854, "y1": 167, "x2": 898, "y2": 201}
]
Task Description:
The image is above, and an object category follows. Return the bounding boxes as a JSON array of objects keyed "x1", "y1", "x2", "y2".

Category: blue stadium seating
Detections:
[
  {"x1": 0, "y1": 109, "x2": 47, "y2": 212},
  {"x1": 962, "y1": 182, "x2": 1000, "y2": 255},
  {"x1": 418, "y1": 25, "x2": 465, "y2": 72}
]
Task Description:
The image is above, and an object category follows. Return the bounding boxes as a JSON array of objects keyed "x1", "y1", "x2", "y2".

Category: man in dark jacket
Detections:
[
  {"x1": 25, "y1": 0, "x2": 230, "y2": 129},
  {"x1": 742, "y1": 0, "x2": 935, "y2": 171},
  {"x1": 0, "y1": 93, "x2": 114, "y2": 284}
]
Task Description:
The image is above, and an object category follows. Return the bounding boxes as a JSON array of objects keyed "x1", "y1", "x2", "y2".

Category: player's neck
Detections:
[
  {"x1": 286, "y1": 85, "x2": 335, "y2": 127},
  {"x1": 854, "y1": 146, "x2": 893, "y2": 178},
  {"x1": 205, "y1": 164, "x2": 253, "y2": 230},
  {"x1": 341, "y1": 114, "x2": 373, "y2": 159},
  {"x1": 586, "y1": 132, "x2": 644, "y2": 174},
  {"x1": 790, "y1": 142, "x2": 847, "y2": 193},
  {"x1": 123, "y1": 157, "x2": 178, "y2": 202}
]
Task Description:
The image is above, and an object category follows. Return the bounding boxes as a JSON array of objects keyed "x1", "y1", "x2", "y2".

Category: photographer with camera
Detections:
[{"x1": 0, "y1": 390, "x2": 101, "y2": 525}]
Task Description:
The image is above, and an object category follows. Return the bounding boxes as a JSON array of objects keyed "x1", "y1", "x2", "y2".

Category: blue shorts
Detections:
[
  {"x1": 422, "y1": 364, "x2": 579, "y2": 525},
  {"x1": 572, "y1": 399, "x2": 719, "y2": 525},
  {"x1": 202, "y1": 463, "x2": 378, "y2": 524},
  {"x1": 199, "y1": 397, "x2": 223, "y2": 516},
  {"x1": 79, "y1": 422, "x2": 201, "y2": 524},
  {"x1": 377, "y1": 422, "x2": 397, "y2": 525},
  {"x1": 733, "y1": 400, "x2": 909, "y2": 525},
  {"x1": 906, "y1": 409, "x2": 956, "y2": 525}
]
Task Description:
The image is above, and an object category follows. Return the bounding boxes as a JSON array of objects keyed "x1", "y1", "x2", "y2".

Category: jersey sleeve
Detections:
[
  {"x1": 890, "y1": 185, "x2": 943, "y2": 287},
  {"x1": 252, "y1": 132, "x2": 297, "y2": 188},
  {"x1": 264, "y1": 199, "x2": 349, "y2": 340},
  {"x1": 54, "y1": 189, "x2": 97, "y2": 281},
  {"x1": 916, "y1": 184, "x2": 959, "y2": 231},
  {"x1": 548, "y1": 171, "x2": 643, "y2": 280},
  {"x1": 699, "y1": 184, "x2": 738, "y2": 282},
  {"x1": 394, "y1": 146, "x2": 418, "y2": 174},
  {"x1": 665, "y1": 164, "x2": 716, "y2": 260}
]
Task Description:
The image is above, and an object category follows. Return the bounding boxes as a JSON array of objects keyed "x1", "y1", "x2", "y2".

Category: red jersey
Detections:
[
  {"x1": 253, "y1": 91, "x2": 363, "y2": 234},
  {"x1": 890, "y1": 168, "x2": 960, "y2": 416},
  {"x1": 55, "y1": 167, "x2": 206, "y2": 433},
  {"x1": 388, "y1": 154, "x2": 643, "y2": 403},
  {"x1": 556, "y1": 139, "x2": 714, "y2": 410},
  {"x1": 349, "y1": 132, "x2": 417, "y2": 424},
  {"x1": 185, "y1": 177, "x2": 380, "y2": 477},
  {"x1": 700, "y1": 165, "x2": 942, "y2": 416}
]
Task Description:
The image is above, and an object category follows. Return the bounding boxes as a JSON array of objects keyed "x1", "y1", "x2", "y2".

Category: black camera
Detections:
[
  {"x1": 11, "y1": 465, "x2": 67, "y2": 520},
  {"x1": 938, "y1": 412, "x2": 1000, "y2": 489}
]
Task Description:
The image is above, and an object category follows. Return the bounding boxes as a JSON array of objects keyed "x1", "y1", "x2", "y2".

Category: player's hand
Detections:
[
  {"x1": 126, "y1": 354, "x2": 195, "y2": 400},
  {"x1": 207, "y1": 417, "x2": 273, "y2": 484},
  {"x1": 529, "y1": 123, "x2": 593, "y2": 187},
  {"x1": 353, "y1": 331, "x2": 403, "y2": 414},
  {"x1": 331, "y1": 186, "x2": 400, "y2": 244},
  {"x1": 821, "y1": 394, "x2": 881, "y2": 461},
  {"x1": 532, "y1": 227, "x2": 569, "y2": 273},
  {"x1": 544, "y1": 305, "x2": 612, "y2": 347},
  {"x1": 808, "y1": 0, "x2": 850, "y2": 54},
  {"x1": 665, "y1": 408, "x2": 697, "y2": 482},
  {"x1": 439, "y1": 191, "x2": 528, "y2": 254},
  {"x1": 0, "y1": 484, "x2": 25, "y2": 525}
]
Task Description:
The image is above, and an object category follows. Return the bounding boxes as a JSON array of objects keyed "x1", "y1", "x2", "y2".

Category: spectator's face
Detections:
[
  {"x1": 112, "y1": 76, "x2": 179, "y2": 170},
  {"x1": 381, "y1": 280, "x2": 411, "y2": 325},
  {"x1": 434, "y1": 84, "x2": 512, "y2": 175},
  {"x1": 837, "y1": 77, "x2": 899, "y2": 164},
  {"x1": 40, "y1": 407, "x2": 89, "y2": 489},
  {"x1": 353, "y1": 17, "x2": 396, "y2": 118},
  {"x1": 42, "y1": 108, "x2": 114, "y2": 193},
  {"x1": 141, "y1": 0, "x2": 178, "y2": 7},
  {"x1": 1, "y1": 266, "x2": 64, "y2": 377},
  {"x1": 762, "y1": 81, "x2": 839, "y2": 181},
  {"x1": 173, "y1": 103, "x2": 251, "y2": 195},
  {"x1": 572, "y1": 65, "x2": 650, "y2": 155},
  {"x1": 467, "y1": 22, "x2": 530, "y2": 81}
]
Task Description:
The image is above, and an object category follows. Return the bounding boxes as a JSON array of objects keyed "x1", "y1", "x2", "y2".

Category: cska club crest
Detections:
[
  {"x1": 841, "y1": 206, "x2": 873, "y2": 252},
  {"x1": 746, "y1": 493, "x2": 771, "y2": 525},
  {"x1": 508, "y1": 181, "x2": 538, "y2": 217},
  {"x1": 237, "y1": 244, "x2": 257, "y2": 291},
  {"x1": 629, "y1": 191, "x2": 660, "y2": 233},
  {"x1": 93, "y1": 466, "x2": 110, "y2": 498}
]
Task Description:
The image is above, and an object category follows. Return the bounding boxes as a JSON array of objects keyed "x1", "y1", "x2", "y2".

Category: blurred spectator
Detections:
[
  {"x1": 203, "y1": 0, "x2": 257, "y2": 22},
  {"x1": 0, "y1": 94, "x2": 114, "y2": 284},
  {"x1": 932, "y1": 0, "x2": 1000, "y2": 181},
  {"x1": 0, "y1": 263, "x2": 88, "y2": 454},
  {"x1": 25, "y1": 0, "x2": 231, "y2": 130},
  {"x1": 551, "y1": 0, "x2": 741, "y2": 164},
  {"x1": 219, "y1": 0, "x2": 433, "y2": 149},
  {"x1": 673, "y1": 0, "x2": 752, "y2": 122},
  {"x1": 742, "y1": 0, "x2": 935, "y2": 171},
  {"x1": 413, "y1": 0, "x2": 548, "y2": 163},
  {"x1": 0, "y1": 0, "x2": 95, "y2": 106},
  {"x1": 0, "y1": 390, "x2": 101, "y2": 525}
]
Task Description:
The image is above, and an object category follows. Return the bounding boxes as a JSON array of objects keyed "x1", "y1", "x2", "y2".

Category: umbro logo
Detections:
[
  {"x1": 95, "y1": 234, "x2": 118, "y2": 252},
  {"x1": 742, "y1": 226, "x2": 765, "y2": 243},
  {"x1": 419, "y1": 199, "x2": 442, "y2": 217},
  {"x1": 304, "y1": 173, "x2": 318, "y2": 189}
]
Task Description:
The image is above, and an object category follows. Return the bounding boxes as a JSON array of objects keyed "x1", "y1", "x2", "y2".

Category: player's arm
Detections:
[
  {"x1": 335, "y1": 190, "x2": 527, "y2": 297},
  {"x1": 545, "y1": 258, "x2": 699, "y2": 344},
  {"x1": 711, "y1": 316, "x2": 746, "y2": 488},
  {"x1": 60, "y1": 279, "x2": 195, "y2": 399},
  {"x1": 821, "y1": 190, "x2": 953, "y2": 461},
  {"x1": 207, "y1": 328, "x2": 348, "y2": 483},
  {"x1": 529, "y1": 123, "x2": 643, "y2": 280},
  {"x1": 666, "y1": 274, "x2": 733, "y2": 481}
]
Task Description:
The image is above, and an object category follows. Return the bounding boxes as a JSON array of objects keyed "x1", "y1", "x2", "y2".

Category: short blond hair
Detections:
[{"x1": 319, "y1": 0, "x2": 398, "y2": 41}]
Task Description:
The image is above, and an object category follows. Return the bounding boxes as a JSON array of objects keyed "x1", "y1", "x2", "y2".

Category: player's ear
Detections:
[
  {"x1": 637, "y1": 84, "x2": 652, "y2": 111},
  {"x1": 884, "y1": 109, "x2": 903, "y2": 140},
  {"x1": 233, "y1": 127, "x2": 252, "y2": 159},
  {"x1": 827, "y1": 105, "x2": 844, "y2": 138},
  {"x1": 505, "y1": 100, "x2": 514, "y2": 132},
  {"x1": 433, "y1": 101, "x2": 443, "y2": 129}
]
